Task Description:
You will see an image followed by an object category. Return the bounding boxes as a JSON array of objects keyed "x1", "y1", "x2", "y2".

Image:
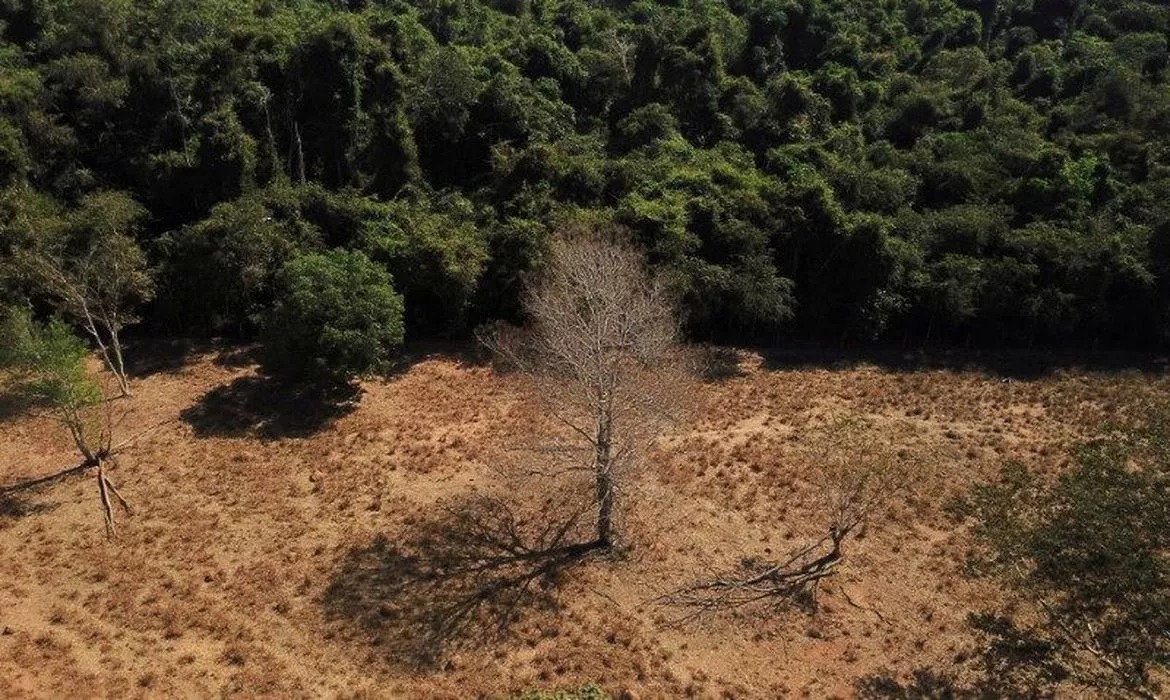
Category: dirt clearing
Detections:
[{"x1": 2, "y1": 345, "x2": 1165, "y2": 698}]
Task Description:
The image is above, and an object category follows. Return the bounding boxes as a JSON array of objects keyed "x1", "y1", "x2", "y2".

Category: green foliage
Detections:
[
  {"x1": 262, "y1": 249, "x2": 404, "y2": 383},
  {"x1": 56, "y1": 191, "x2": 154, "y2": 313},
  {"x1": 955, "y1": 415, "x2": 1170, "y2": 696},
  {"x1": 513, "y1": 683, "x2": 611, "y2": 700},
  {"x1": 1, "y1": 0, "x2": 1169, "y2": 347},
  {"x1": 356, "y1": 188, "x2": 488, "y2": 334},
  {"x1": 157, "y1": 185, "x2": 322, "y2": 332},
  {"x1": 0, "y1": 306, "x2": 103, "y2": 455},
  {"x1": 0, "y1": 306, "x2": 100, "y2": 409}
]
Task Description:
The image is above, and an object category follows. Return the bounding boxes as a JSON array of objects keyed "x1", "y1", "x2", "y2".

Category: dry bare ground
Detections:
[{"x1": 1, "y1": 342, "x2": 1166, "y2": 698}]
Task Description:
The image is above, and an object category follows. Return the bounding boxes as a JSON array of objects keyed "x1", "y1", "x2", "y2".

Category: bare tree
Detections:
[
  {"x1": 664, "y1": 416, "x2": 916, "y2": 618},
  {"x1": 483, "y1": 224, "x2": 693, "y2": 548},
  {"x1": 19, "y1": 192, "x2": 154, "y2": 398}
]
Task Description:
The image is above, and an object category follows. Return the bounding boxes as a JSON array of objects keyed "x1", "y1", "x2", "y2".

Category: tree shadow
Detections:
[
  {"x1": 180, "y1": 375, "x2": 361, "y2": 439},
  {"x1": 855, "y1": 668, "x2": 1056, "y2": 700},
  {"x1": 212, "y1": 344, "x2": 262, "y2": 370},
  {"x1": 178, "y1": 339, "x2": 492, "y2": 441},
  {"x1": 698, "y1": 345, "x2": 748, "y2": 382},
  {"x1": 855, "y1": 612, "x2": 1066, "y2": 699},
  {"x1": 379, "y1": 338, "x2": 493, "y2": 379},
  {"x1": 0, "y1": 389, "x2": 41, "y2": 423},
  {"x1": 320, "y1": 495, "x2": 598, "y2": 667},
  {"x1": 0, "y1": 492, "x2": 52, "y2": 520},
  {"x1": 759, "y1": 342, "x2": 1170, "y2": 381},
  {"x1": 122, "y1": 337, "x2": 199, "y2": 378},
  {"x1": 856, "y1": 667, "x2": 982, "y2": 699}
]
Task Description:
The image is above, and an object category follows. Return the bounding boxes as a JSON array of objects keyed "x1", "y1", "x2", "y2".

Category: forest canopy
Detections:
[{"x1": 1, "y1": 0, "x2": 1168, "y2": 348}]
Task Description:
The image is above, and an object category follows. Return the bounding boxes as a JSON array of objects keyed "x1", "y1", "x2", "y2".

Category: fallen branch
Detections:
[
  {"x1": 96, "y1": 458, "x2": 133, "y2": 537},
  {"x1": 661, "y1": 524, "x2": 853, "y2": 622},
  {"x1": 840, "y1": 585, "x2": 888, "y2": 624},
  {"x1": 109, "y1": 418, "x2": 171, "y2": 453}
]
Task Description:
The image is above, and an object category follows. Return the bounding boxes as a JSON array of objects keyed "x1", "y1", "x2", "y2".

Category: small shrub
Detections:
[
  {"x1": 513, "y1": 683, "x2": 611, "y2": 700},
  {"x1": 262, "y1": 250, "x2": 404, "y2": 383}
]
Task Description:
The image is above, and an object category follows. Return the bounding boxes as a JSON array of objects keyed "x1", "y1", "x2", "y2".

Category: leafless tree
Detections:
[
  {"x1": 482, "y1": 224, "x2": 694, "y2": 548},
  {"x1": 664, "y1": 416, "x2": 916, "y2": 619}
]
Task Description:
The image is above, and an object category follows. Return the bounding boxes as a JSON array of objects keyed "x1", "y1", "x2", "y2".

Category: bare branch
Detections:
[
  {"x1": 482, "y1": 224, "x2": 696, "y2": 548},
  {"x1": 661, "y1": 525, "x2": 854, "y2": 623}
]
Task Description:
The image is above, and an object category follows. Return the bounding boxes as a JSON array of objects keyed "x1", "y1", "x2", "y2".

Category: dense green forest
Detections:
[{"x1": 1, "y1": 0, "x2": 1168, "y2": 348}]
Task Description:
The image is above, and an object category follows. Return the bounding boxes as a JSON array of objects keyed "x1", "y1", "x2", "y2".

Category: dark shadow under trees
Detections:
[
  {"x1": 0, "y1": 388, "x2": 41, "y2": 423},
  {"x1": 180, "y1": 375, "x2": 361, "y2": 439},
  {"x1": 320, "y1": 495, "x2": 600, "y2": 667},
  {"x1": 121, "y1": 337, "x2": 199, "y2": 378},
  {"x1": 178, "y1": 339, "x2": 491, "y2": 441},
  {"x1": 855, "y1": 612, "x2": 1068, "y2": 699},
  {"x1": 697, "y1": 345, "x2": 749, "y2": 382},
  {"x1": 757, "y1": 343, "x2": 1169, "y2": 382},
  {"x1": 0, "y1": 492, "x2": 52, "y2": 520}
]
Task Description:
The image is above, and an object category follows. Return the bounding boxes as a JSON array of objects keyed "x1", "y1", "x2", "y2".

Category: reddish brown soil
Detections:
[{"x1": 1, "y1": 345, "x2": 1165, "y2": 698}]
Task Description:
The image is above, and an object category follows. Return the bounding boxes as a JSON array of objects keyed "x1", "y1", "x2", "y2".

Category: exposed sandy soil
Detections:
[{"x1": 1, "y1": 343, "x2": 1167, "y2": 698}]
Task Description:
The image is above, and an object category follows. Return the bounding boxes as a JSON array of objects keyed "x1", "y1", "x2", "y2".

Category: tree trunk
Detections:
[
  {"x1": 262, "y1": 101, "x2": 280, "y2": 179},
  {"x1": 595, "y1": 415, "x2": 614, "y2": 547},
  {"x1": 78, "y1": 301, "x2": 129, "y2": 397},
  {"x1": 102, "y1": 317, "x2": 131, "y2": 397},
  {"x1": 97, "y1": 457, "x2": 115, "y2": 537},
  {"x1": 170, "y1": 80, "x2": 192, "y2": 166},
  {"x1": 294, "y1": 120, "x2": 307, "y2": 185},
  {"x1": 68, "y1": 412, "x2": 95, "y2": 464},
  {"x1": 596, "y1": 460, "x2": 614, "y2": 547}
]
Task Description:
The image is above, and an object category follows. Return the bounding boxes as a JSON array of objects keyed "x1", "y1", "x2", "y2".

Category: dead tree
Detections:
[
  {"x1": 664, "y1": 416, "x2": 915, "y2": 619},
  {"x1": 665, "y1": 524, "x2": 853, "y2": 618},
  {"x1": 482, "y1": 224, "x2": 693, "y2": 548}
]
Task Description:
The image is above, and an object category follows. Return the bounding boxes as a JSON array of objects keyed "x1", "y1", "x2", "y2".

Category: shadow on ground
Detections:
[
  {"x1": 320, "y1": 495, "x2": 597, "y2": 667},
  {"x1": 856, "y1": 612, "x2": 1069, "y2": 698},
  {"x1": 698, "y1": 345, "x2": 750, "y2": 382},
  {"x1": 755, "y1": 343, "x2": 1170, "y2": 382},
  {"x1": 380, "y1": 338, "x2": 492, "y2": 378},
  {"x1": 108, "y1": 335, "x2": 1170, "y2": 386},
  {"x1": 0, "y1": 492, "x2": 53, "y2": 520},
  {"x1": 211, "y1": 344, "x2": 262, "y2": 370},
  {"x1": 180, "y1": 375, "x2": 361, "y2": 439},
  {"x1": 0, "y1": 390, "x2": 40, "y2": 423},
  {"x1": 123, "y1": 337, "x2": 200, "y2": 378},
  {"x1": 176, "y1": 338, "x2": 494, "y2": 440}
]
